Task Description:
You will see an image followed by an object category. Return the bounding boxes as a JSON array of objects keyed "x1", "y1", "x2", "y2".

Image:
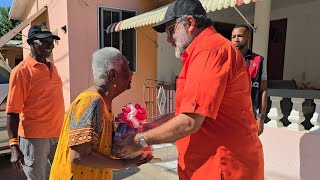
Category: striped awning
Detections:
[{"x1": 106, "y1": 0, "x2": 258, "y2": 33}]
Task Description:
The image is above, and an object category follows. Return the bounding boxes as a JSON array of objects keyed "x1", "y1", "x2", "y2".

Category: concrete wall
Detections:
[
  {"x1": 21, "y1": 0, "x2": 71, "y2": 107},
  {"x1": 270, "y1": 0, "x2": 320, "y2": 87},
  {"x1": 260, "y1": 127, "x2": 320, "y2": 180},
  {"x1": 67, "y1": 0, "x2": 158, "y2": 113},
  {"x1": 157, "y1": 33, "x2": 181, "y2": 83}
]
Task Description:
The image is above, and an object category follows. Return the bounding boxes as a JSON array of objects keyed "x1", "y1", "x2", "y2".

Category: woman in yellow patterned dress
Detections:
[{"x1": 50, "y1": 47, "x2": 152, "y2": 180}]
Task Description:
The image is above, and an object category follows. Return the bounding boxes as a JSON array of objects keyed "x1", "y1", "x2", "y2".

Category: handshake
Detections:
[{"x1": 112, "y1": 103, "x2": 156, "y2": 162}]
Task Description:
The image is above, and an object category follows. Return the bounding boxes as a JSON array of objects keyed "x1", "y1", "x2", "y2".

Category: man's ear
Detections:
[
  {"x1": 186, "y1": 15, "x2": 197, "y2": 33},
  {"x1": 108, "y1": 68, "x2": 117, "y2": 83}
]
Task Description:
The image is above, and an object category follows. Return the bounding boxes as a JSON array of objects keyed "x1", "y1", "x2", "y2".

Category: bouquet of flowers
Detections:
[{"x1": 114, "y1": 103, "x2": 153, "y2": 159}]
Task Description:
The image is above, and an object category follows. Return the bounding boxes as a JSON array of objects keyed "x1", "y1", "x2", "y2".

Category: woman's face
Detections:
[{"x1": 116, "y1": 57, "x2": 133, "y2": 92}]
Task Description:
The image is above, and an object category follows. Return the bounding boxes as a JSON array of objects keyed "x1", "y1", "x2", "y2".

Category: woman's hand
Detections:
[{"x1": 112, "y1": 132, "x2": 142, "y2": 158}]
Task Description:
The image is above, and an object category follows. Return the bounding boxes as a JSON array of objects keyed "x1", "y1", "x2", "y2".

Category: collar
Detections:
[
  {"x1": 25, "y1": 55, "x2": 52, "y2": 67},
  {"x1": 182, "y1": 26, "x2": 217, "y2": 60},
  {"x1": 244, "y1": 49, "x2": 253, "y2": 60}
]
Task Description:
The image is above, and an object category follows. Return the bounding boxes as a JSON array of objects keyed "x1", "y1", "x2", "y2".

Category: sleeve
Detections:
[
  {"x1": 261, "y1": 57, "x2": 267, "y2": 81},
  {"x1": 6, "y1": 68, "x2": 30, "y2": 113},
  {"x1": 179, "y1": 48, "x2": 231, "y2": 120},
  {"x1": 68, "y1": 96, "x2": 104, "y2": 147}
]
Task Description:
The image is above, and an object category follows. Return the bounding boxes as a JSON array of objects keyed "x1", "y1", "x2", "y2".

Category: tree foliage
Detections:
[{"x1": 0, "y1": 6, "x2": 21, "y2": 40}]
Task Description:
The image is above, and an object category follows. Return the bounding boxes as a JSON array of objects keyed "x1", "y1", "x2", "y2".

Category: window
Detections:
[{"x1": 99, "y1": 8, "x2": 137, "y2": 72}]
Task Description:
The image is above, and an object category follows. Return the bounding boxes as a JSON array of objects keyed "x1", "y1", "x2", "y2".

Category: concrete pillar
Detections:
[{"x1": 252, "y1": 0, "x2": 271, "y2": 59}]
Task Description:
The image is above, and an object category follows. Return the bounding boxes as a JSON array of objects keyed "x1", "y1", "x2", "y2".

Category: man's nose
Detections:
[{"x1": 48, "y1": 42, "x2": 54, "y2": 50}]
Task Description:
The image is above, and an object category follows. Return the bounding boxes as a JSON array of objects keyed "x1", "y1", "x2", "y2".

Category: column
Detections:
[
  {"x1": 252, "y1": 0, "x2": 271, "y2": 59},
  {"x1": 267, "y1": 96, "x2": 284, "y2": 128},
  {"x1": 310, "y1": 99, "x2": 320, "y2": 132},
  {"x1": 288, "y1": 98, "x2": 305, "y2": 131}
]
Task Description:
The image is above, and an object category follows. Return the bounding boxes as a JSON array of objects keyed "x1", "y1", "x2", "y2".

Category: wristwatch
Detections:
[
  {"x1": 257, "y1": 114, "x2": 266, "y2": 120},
  {"x1": 139, "y1": 133, "x2": 149, "y2": 147}
]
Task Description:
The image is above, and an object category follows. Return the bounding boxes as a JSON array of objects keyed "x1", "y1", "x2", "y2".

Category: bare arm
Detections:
[
  {"x1": 114, "y1": 113, "x2": 205, "y2": 157},
  {"x1": 7, "y1": 113, "x2": 25, "y2": 170},
  {"x1": 260, "y1": 80, "x2": 267, "y2": 115},
  {"x1": 143, "y1": 113, "x2": 175, "y2": 131},
  {"x1": 137, "y1": 113, "x2": 205, "y2": 145},
  {"x1": 7, "y1": 113, "x2": 20, "y2": 139},
  {"x1": 70, "y1": 142, "x2": 151, "y2": 169}
]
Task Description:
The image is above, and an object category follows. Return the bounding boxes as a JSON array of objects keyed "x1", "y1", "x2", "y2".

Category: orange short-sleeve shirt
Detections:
[
  {"x1": 6, "y1": 56, "x2": 65, "y2": 138},
  {"x1": 175, "y1": 27, "x2": 264, "y2": 180}
]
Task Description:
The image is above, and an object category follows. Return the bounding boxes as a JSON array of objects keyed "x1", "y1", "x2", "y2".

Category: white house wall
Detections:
[
  {"x1": 270, "y1": 0, "x2": 320, "y2": 87},
  {"x1": 157, "y1": 0, "x2": 320, "y2": 87}
]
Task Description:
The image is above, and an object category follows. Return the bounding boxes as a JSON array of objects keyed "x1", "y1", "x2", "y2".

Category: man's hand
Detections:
[
  {"x1": 257, "y1": 118, "x2": 264, "y2": 136},
  {"x1": 122, "y1": 154, "x2": 154, "y2": 168},
  {"x1": 112, "y1": 132, "x2": 142, "y2": 158},
  {"x1": 10, "y1": 145, "x2": 24, "y2": 171}
]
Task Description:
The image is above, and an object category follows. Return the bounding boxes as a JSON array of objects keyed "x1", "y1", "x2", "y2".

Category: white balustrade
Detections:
[
  {"x1": 287, "y1": 98, "x2": 305, "y2": 131},
  {"x1": 310, "y1": 99, "x2": 320, "y2": 132},
  {"x1": 267, "y1": 96, "x2": 284, "y2": 128}
]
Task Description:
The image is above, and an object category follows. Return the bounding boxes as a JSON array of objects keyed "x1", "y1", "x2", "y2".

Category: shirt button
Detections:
[{"x1": 192, "y1": 103, "x2": 195, "y2": 106}]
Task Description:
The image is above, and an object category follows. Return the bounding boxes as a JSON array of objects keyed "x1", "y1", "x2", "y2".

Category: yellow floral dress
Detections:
[{"x1": 50, "y1": 92, "x2": 113, "y2": 180}]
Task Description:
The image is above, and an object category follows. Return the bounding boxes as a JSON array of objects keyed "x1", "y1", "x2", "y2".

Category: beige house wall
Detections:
[
  {"x1": 66, "y1": 0, "x2": 158, "y2": 113},
  {"x1": 18, "y1": 0, "x2": 158, "y2": 113}
]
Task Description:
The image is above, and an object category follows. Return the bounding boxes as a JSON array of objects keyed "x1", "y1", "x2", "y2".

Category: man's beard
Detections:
[{"x1": 174, "y1": 29, "x2": 195, "y2": 58}]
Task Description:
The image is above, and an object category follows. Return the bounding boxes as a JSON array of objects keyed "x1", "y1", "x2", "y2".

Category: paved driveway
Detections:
[{"x1": 0, "y1": 154, "x2": 178, "y2": 180}]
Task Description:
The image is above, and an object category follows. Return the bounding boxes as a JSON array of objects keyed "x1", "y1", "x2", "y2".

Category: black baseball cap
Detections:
[
  {"x1": 27, "y1": 24, "x2": 60, "y2": 44},
  {"x1": 152, "y1": 0, "x2": 206, "y2": 33}
]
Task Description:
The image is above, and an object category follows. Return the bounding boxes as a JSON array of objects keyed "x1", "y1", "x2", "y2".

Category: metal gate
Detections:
[{"x1": 143, "y1": 79, "x2": 176, "y2": 121}]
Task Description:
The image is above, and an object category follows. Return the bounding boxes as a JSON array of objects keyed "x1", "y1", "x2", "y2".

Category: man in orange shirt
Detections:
[
  {"x1": 114, "y1": 0, "x2": 264, "y2": 179},
  {"x1": 6, "y1": 24, "x2": 64, "y2": 179}
]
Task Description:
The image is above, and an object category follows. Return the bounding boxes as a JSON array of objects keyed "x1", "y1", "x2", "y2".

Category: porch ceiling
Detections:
[{"x1": 106, "y1": 0, "x2": 258, "y2": 33}]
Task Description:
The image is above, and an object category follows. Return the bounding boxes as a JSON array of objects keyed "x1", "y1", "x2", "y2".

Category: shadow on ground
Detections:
[
  {"x1": 113, "y1": 167, "x2": 141, "y2": 179},
  {"x1": 0, "y1": 154, "x2": 26, "y2": 180}
]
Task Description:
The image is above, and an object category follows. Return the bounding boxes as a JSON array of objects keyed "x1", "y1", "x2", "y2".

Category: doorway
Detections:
[{"x1": 267, "y1": 18, "x2": 287, "y2": 80}]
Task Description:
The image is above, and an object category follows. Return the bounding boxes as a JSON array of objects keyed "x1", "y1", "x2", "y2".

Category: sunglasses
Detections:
[{"x1": 165, "y1": 19, "x2": 184, "y2": 37}]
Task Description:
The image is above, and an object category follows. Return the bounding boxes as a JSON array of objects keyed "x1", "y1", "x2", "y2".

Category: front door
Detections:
[{"x1": 267, "y1": 18, "x2": 288, "y2": 80}]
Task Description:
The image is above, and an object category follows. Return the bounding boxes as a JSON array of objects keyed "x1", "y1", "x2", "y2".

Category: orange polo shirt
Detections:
[
  {"x1": 6, "y1": 56, "x2": 65, "y2": 138},
  {"x1": 175, "y1": 27, "x2": 264, "y2": 180}
]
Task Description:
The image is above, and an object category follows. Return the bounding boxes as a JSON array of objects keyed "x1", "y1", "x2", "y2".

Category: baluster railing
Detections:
[
  {"x1": 310, "y1": 99, "x2": 320, "y2": 132},
  {"x1": 287, "y1": 98, "x2": 305, "y2": 131},
  {"x1": 267, "y1": 96, "x2": 284, "y2": 128}
]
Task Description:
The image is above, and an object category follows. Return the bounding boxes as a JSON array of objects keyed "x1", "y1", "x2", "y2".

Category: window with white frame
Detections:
[{"x1": 99, "y1": 7, "x2": 137, "y2": 72}]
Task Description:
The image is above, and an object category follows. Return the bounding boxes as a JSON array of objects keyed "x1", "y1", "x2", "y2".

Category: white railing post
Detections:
[
  {"x1": 267, "y1": 96, "x2": 284, "y2": 128},
  {"x1": 310, "y1": 99, "x2": 320, "y2": 132},
  {"x1": 288, "y1": 98, "x2": 305, "y2": 131}
]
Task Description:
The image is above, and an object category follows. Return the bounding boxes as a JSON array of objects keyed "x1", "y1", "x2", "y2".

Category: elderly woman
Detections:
[{"x1": 50, "y1": 47, "x2": 151, "y2": 180}]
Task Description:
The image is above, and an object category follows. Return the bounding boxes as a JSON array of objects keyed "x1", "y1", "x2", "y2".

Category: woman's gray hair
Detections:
[{"x1": 92, "y1": 47, "x2": 123, "y2": 86}]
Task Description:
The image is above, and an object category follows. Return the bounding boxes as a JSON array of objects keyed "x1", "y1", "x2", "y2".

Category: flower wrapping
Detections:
[{"x1": 114, "y1": 103, "x2": 152, "y2": 158}]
